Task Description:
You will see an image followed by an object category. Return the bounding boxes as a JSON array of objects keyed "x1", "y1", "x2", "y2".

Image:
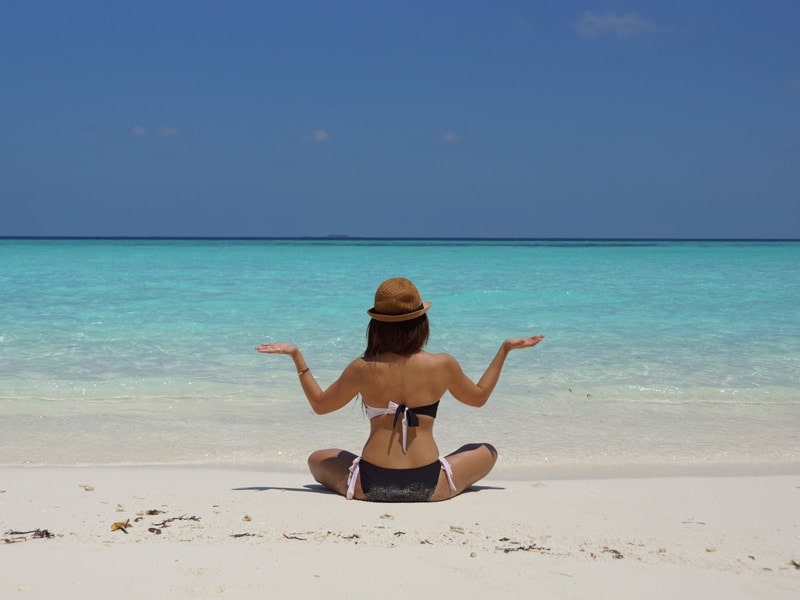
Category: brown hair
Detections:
[{"x1": 364, "y1": 314, "x2": 429, "y2": 358}]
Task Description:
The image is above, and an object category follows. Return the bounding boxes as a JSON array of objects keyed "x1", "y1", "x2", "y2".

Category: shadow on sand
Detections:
[
  {"x1": 232, "y1": 484, "x2": 333, "y2": 494},
  {"x1": 231, "y1": 483, "x2": 505, "y2": 495}
]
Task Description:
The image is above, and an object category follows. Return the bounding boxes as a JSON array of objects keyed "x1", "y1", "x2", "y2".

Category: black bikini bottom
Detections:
[{"x1": 358, "y1": 459, "x2": 442, "y2": 502}]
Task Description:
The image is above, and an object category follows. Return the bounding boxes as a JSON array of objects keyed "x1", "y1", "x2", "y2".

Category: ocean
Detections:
[{"x1": 1, "y1": 239, "x2": 798, "y2": 477}]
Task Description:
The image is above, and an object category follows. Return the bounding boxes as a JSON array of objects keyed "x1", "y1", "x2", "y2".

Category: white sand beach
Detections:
[{"x1": 2, "y1": 466, "x2": 798, "y2": 599}]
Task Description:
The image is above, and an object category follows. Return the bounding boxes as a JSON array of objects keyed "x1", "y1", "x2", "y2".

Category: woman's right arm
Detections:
[
  {"x1": 255, "y1": 343, "x2": 361, "y2": 414},
  {"x1": 445, "y1": 335, "x2": 544, "y2": 407}
]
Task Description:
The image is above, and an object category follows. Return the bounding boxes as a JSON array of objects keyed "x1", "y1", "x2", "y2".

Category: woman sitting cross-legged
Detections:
[{"x1": 256, "y1": 277, "x2": 543, "y2": 502}]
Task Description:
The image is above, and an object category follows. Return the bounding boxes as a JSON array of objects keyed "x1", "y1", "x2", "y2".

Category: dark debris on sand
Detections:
[{"x1": 3, "y1": 528, "x2": 56, "y2": 543}]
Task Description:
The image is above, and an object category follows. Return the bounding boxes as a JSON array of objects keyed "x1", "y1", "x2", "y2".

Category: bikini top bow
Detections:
[
  {"x1": 392, "y1": 404, "x2": 419, "y2": 453},
  {"x1": 363, "y1": 400, "x2": 440, "y2": 454}
]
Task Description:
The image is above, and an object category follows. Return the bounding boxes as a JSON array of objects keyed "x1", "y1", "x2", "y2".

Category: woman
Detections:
[{"x1": 256, "y1": 277, "x2": 543, "y2": 502}]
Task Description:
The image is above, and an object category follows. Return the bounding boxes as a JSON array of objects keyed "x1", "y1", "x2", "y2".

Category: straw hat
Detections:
[{"x1": 367, "y1": 277, "x2": 431, "y2": 322}]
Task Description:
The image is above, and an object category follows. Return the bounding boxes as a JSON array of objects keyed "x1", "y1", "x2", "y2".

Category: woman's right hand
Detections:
[{"x1": 255, "y1": 342, "x2": 299, "y2": 356}]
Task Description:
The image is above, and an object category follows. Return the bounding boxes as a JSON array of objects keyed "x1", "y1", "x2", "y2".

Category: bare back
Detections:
[{"x1": 352, "y1": 351, "x2": 452, "y2": 468}]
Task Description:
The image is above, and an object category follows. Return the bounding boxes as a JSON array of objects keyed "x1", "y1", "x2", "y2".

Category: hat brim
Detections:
[{"x1": 367, "y1": 301, "x2": 431, "y2": 323}]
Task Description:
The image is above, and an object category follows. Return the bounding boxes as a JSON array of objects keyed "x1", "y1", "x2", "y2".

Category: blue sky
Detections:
[{"x1": 1, "y1": 1, "x2": 798, "y2": 238}]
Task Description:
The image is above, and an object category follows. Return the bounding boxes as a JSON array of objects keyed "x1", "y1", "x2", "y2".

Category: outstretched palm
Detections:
[
  {"x1": 255, "y1": 342, "x2": 298, "y2": 356},
  {"x1": 504, "y1": 335, "x2": 544, "y2": 351}
]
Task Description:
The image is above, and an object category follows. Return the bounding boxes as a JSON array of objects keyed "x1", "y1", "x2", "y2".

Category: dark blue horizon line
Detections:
[{"x1": 1, "y1": 235, "x2": 798, "y2": 242}]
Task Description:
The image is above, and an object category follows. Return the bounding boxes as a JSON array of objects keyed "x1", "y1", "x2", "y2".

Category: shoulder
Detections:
[
  {"x1": 330, "y1": 358, "x2": 371, "y2": 392},
  {"x1": 418, "y1": 351, "x2": 460, "y2": 371},
  {"x1": 341, "y1": 357, "x2": 369, "y2": 377}
]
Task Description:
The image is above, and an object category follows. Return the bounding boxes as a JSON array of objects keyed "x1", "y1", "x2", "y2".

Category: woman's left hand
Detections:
[
  {"x1": 503, "y1": 335, "x2": 544, "y2": 351},
  {"x1": 255, "y1": 342, "x2": 298, "y2": 356}
]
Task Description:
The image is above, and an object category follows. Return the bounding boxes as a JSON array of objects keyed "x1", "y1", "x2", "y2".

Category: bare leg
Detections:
[
  {"x1": 307, "y1": 448, "x2": 359, "y2": 498},
  {"x1": 430, "y1": 442, "x2": 498, "y2": 502}
]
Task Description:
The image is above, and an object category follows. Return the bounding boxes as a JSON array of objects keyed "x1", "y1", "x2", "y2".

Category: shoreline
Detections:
[
  {"x1": 4, "y1": 459, "x2": 800, "y2": 480},
  {"x1": 2, "y1": 465, "x2": 798, "y2": 599}
]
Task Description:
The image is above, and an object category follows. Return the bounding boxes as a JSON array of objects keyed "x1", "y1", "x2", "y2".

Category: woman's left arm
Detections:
[
  {"x1": 447, "y1": 335, "x2": 544, "y2": 407},
  {"x1": 255, "y1": 342, "x2": 360, "y2": 414}
]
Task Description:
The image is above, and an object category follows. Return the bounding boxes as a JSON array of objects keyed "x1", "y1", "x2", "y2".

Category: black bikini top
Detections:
[
  {"x1": 394, "y1": 400, "x2": 439, "y2": 427},
  {"x1": 364, "y1": 400, "x2": 440, "y2": 428},
  {"x1": 363, "y1": 400, "x2": 440, "y2": 453}
]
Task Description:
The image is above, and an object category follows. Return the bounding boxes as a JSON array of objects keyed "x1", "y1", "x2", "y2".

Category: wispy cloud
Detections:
[
  {"x1": 513, "y1": 16, "x2": 535, "y2": 33},
  {"x1": 130, "y1": 124, "x2": 182, "y2": 137},
  {"x1": 305, "y1": 129, "x2": 331, "y2": 142},
  {"x1": 439, "y1": 131, "x2": 462, "y2": 144},
  {"x1": 543, "y1": 142, "x2": 581, "y2": 155},
  {"x1": 769, "y1": 139, "x2": 799, "y2": 153},
  {"x1": 575, "y1": 12, "x2": 656, "y2": 38},
  {"x1": 789, "y1": 77, "x2": 800, "y2": 91},
  {"x1": 156, "y1": 126, "x2": 181, "y2": 137}
]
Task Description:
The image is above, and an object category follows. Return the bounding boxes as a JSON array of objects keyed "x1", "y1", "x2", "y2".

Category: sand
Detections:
[{"x1": 1, "y1": 466, "x2": 798, "y2": 599}]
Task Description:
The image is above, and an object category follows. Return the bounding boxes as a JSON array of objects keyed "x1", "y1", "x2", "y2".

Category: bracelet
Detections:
[{"x1": 297, "y1": 368, "x2": 310, "y2": 376}]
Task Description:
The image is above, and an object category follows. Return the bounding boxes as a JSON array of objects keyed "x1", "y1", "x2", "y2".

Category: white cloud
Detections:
[
  {"x1": 156, "y1": 126, "x2": 181, "y2": 137},
  {"x1": 129, "y1": 124, "x2": 182, "y2": 137},
  {"x1": 514, "y1": 17, "x2": 535, "y2": 33},
  {"x1": 575, "y1": 12, "x2": 656, "y2": 38},
  {"x1": 771, "y1": 139, "x2": 798, "y2": 152},
  {"x1": 306, "y1": 129, "x2": 331, "y2": 142},
  {"x1": 440, "y1": 131, "x2": 461, "y2": 144},
  {"x1": 543, "y1": 142, "x2": 580, "y2": 155}
]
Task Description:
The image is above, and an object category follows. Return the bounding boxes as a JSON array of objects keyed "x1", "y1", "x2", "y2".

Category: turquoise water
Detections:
[{"x1": 1, "y1": 239, "x2": 798, "y2": 475}]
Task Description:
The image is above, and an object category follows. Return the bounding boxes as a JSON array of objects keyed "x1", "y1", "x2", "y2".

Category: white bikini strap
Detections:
[
  {"x1": 400, "y1": 410, "x2": 409, "y2": 453},
  {"x1": 438, "y1": 456, "x2": 457, "y2": 491},
  {"x1": 346, "y1": 456, "x2": 361, "y2": 500}
]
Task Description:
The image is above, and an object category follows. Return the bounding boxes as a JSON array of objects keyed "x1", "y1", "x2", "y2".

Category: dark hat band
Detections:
[{"x1": 367, "y1": 302, "x2": 431, "y2": 323}]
